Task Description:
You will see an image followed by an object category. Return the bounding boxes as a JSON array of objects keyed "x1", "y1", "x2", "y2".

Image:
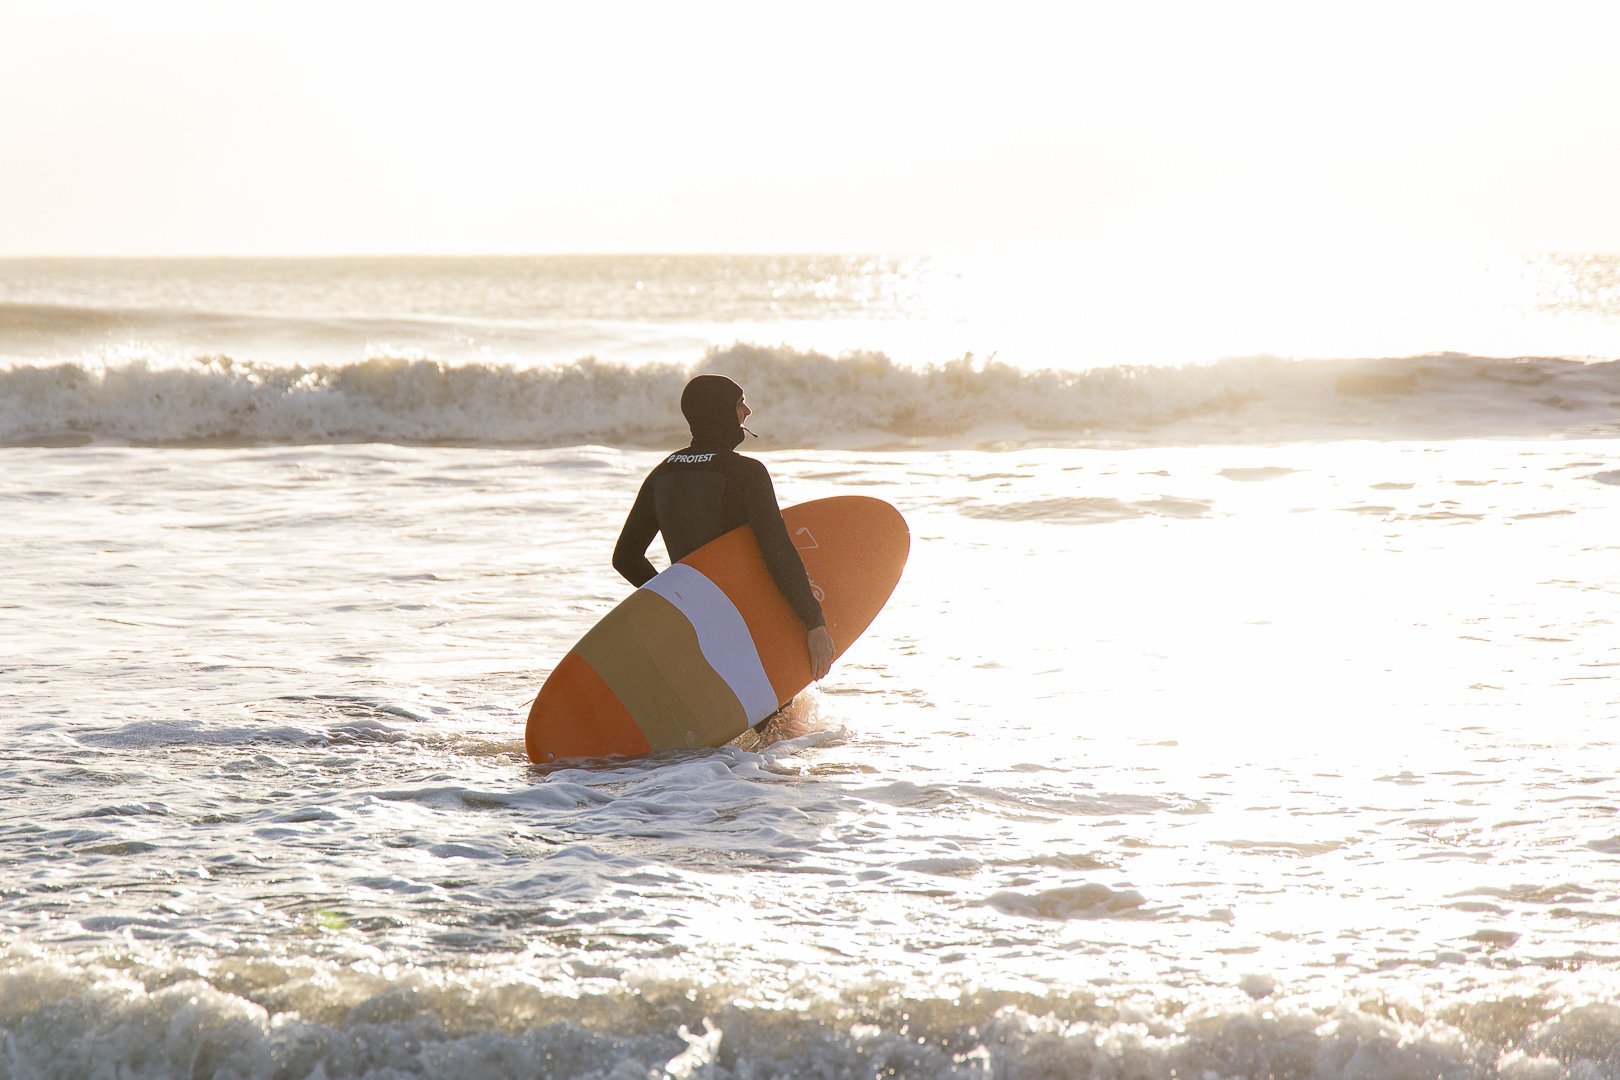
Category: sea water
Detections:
[{"x1": 2, "y1": 255, "x2": 1619, "y2": 1078}]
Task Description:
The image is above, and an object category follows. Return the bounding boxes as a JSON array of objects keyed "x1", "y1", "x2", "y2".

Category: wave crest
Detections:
[{"x1": 1, "y1": 344, "x2": 1616, "y2": 447}]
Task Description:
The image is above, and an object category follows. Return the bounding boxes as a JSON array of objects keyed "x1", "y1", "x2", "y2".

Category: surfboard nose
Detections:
[{"x1": 527, "y1": 653, "x2": 650, "y2": 763}]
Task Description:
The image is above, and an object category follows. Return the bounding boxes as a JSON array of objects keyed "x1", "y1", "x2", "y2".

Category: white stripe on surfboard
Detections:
[{"x1": 641, "y1": 563, "x2": 780, "y2": 726}]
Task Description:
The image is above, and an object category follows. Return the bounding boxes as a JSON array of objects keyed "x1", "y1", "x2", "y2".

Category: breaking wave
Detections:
[
  {"x1": 4, "y1": 946, "x2": 1620, "y2": 1079},
  {"x1": 2, "y1": 343, "x2": 1617, "y2": 448}
]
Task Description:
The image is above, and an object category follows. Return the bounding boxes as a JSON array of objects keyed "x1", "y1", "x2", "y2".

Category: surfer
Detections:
[{"x1": 613, "y1": 374, "x2": 835, "y2": 690}]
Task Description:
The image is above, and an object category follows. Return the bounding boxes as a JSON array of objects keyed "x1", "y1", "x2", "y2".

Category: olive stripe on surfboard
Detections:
[
  {"x1": 620, "y1": 590, "x2": 747, "y2": 746},
  {"x1": 641, "y1": 564, "x2": 779, "y2": 727},
  {"x1": 573, "y1": 589, "x2": 746, "y2": 747}
]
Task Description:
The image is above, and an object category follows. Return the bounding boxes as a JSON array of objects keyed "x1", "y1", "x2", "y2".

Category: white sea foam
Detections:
[
  {"x1": 2, "y1": 344, "x2": 1616, "y2": 447},
  {"x1": 4, "y1": 947, "x2": 1619, "y2": 1079}
]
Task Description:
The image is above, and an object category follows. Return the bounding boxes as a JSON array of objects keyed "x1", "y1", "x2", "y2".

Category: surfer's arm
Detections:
[
  {"x1": 612, "y1": 477, "x2": 660, "y2": 587},
  {"x1": 737, "y1": 460, "x2": 826, "y2": 631}
]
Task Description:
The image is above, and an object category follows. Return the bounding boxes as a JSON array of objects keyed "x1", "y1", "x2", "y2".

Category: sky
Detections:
[{"x1": 3, "y1": 0, "x2": 1618, "y2": 257}]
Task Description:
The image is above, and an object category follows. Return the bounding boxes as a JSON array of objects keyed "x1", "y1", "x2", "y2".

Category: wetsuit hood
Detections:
[{"x1": 680, "y1": 374, "x2": 746, "y2": 450}]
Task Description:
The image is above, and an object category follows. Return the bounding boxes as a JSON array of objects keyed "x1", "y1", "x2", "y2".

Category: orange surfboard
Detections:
[{"x1": 526, "y1": 496, "x2": 909, "y2": 763}]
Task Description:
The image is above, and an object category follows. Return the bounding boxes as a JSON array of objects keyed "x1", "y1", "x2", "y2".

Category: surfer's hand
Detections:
[{"x1": 807, "y1": 625, "x2": 834, "y2": 682}]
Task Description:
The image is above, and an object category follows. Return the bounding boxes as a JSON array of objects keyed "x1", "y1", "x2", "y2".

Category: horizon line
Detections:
[{"x1": 0, "y1": 249, "x2": 947, "y2": 261}]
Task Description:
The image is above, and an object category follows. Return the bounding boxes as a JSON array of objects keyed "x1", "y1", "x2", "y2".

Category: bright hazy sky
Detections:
[{"x1": 4, "y1": 0, "x2": 1617, "y2": 257}]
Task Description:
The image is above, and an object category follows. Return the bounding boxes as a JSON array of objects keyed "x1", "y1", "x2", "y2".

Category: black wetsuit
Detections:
[{"x1": 612, "y1": 439, "x2": 826, "y2": 631}]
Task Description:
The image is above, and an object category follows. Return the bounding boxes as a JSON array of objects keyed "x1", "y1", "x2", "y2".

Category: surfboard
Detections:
[{"x1": 526, "y1": 495, "x2": 909, "y2": 763}]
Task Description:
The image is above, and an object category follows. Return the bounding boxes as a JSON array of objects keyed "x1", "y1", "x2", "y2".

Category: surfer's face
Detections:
[{"x1": 736, "y1": 397, "x2": 751, "y2": 426}]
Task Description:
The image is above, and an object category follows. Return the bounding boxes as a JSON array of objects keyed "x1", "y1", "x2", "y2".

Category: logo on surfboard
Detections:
[{"x1": 793, "y1": 527, "x2": 825, "y2": 599}]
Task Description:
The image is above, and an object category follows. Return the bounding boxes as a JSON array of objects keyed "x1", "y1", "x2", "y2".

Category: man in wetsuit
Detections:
[{"x1": 613, "y1": 374, "x2": 835, "y2": 691}]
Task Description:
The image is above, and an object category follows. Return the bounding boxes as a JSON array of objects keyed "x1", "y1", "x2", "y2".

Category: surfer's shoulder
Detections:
[{"x1": 728, "y1": 452, "x2": 771, "y2": 478}]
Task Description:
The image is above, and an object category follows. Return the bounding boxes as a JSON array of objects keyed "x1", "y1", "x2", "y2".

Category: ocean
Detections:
[{"x1": 2, "y1": 253, "x2": 1619, "y2": 1078}]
